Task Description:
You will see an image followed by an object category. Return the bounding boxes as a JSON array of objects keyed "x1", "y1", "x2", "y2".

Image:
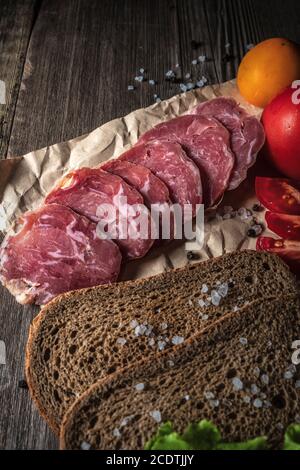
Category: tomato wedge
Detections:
[
  {"x1": 255, "y1": 177, "x2": 300, "y2": 214},
  {"x1": 265, "y1": 211, "x2": 300, "y2": 240},
  {"x1": 256, "y1": 236, "x2": 300, "y2": 274}
]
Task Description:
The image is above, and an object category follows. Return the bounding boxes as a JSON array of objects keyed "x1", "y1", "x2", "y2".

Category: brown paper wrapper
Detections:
[{"x1": 0, "y1": 79, "x2": 266, "y2": 281}]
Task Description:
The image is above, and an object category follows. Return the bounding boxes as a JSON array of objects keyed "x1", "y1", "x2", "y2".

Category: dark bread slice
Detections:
[
  {"x1": 26, "y1": 250, "x2": 297, "y2": 434},
  {"x1": 60, "y1": 295, "x2": 300, "y2": 450}
]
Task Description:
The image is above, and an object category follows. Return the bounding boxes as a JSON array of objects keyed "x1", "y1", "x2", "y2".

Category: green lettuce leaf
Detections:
[
  {"x1": 182, "y1": 420, "x2": 221, "y2": 450},
  {"x1": 145, "y1": 422, "x2": 191, "y2": 450},
  {"x1": 284, "y1": 424, "x2": 300, "y2": 450},
  {"x1": 217, "y1": 437, "x2": 268, "y2": 450},
  {"x1": 145, "y1": 420, "x2": 267, "y2": 450}
]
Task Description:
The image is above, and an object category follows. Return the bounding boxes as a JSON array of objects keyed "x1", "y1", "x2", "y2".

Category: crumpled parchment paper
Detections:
[{"x1": 0, "y1": 79, "x2": 265, "y2": 281}]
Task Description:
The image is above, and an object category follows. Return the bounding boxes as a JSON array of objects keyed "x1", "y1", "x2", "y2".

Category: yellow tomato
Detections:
[{"x1": 237, "y1": 38, "x2": 300, "y2": 108}]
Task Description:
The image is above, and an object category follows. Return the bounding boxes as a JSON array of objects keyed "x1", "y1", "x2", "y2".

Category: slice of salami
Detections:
[
  {"x1": 101, "y1": 159, "x2": 174, "y2": 240},
  {"x1": 119, "y1": 140, "x2": 202, "y2": 217},
  {"x1": 138, "y1": 115, "x2": 234, "y2": 206},
  {"x1": 0, "y1": 204, "x2": 122, "y2": 305},
  {"x1": 189, "y1": 97, "x2": 265, "y2": 190},
  {"x1": 45, "y1": 168, "x2": 154, "y2": 259}
]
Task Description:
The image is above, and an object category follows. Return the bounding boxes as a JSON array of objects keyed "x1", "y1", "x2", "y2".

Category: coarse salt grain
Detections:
[
  {"x1": 134, "y1": 75, "x2": 144, "y2": 82},
  {"x1": 149, "y1": 79, "x2": 155, "y2": 85},
  {"x1": 295, "y1": 380, "x2": 300, "y2": 388},
  {"x1": 201, "y1": 283, "x2": 209, "y2": 293},
  {"x1": 80, "y1": 441, "x2": 91, "y2": 450},
  {"x1": 158, "y1": 340, "x2": 167, "y2": 351},
  {"x1": 185, "y1": 73, "x2": 191, "y2": 79},
  {"x1": 198, "y1": 299, "x2": 206, "y2": 308},
  {"x1": 116, "y1": 337, "x2": 127, "y2": 346},
  {"x1": 198, "y1": 55, "x2": 206, "y2": 62},
  {"x1": 135, "y1": 324, "x2": 147, "y2": 336},
  {"x1": 127, "y1": 85, "x2": 134, "y2": 91},
  {"x1": 113, "y1": 428, "x2": 121, "y2": 438},
  {"x1": 209, "y1": 399, "x2": 219, "y2": 408},
  {"x1": 196, "y1": 80, "x2": 204, "y2": 88},
  {"x1": 239, "y1": 337, "x2": 248, "y2": 346},
  {"x1": 160, "y1": 322, "x2": 168, "y2": 330},
  {"x1": 167, "y1": 360, "x2": 175, "y2": 367},
  {"x1": 165, "y1": 70, "x2": 175, "y2": 78},
  {"x1": 149, "y1": 410, "x2": 161, "y2": 423},
  {"x1": 139, "y1": 68, "x2": 145, "y2": 73},
  {"x1": 211, "y1": 290, "x2": 222, "y2": 306},
  {"x1": 191, "y1": 59, "x2": 198, "y2": 65},
  {"x1": 121, "y1": 415, "x2": 134, "y2": 427},
  {"x1": 187, "y1": 82, "x2": 195, "y2": 90},
  {"x1": 172, "y1": 335, "x2": 184, "y2": 345},
  {"x1": 130, "y1": 320, "x2": 138, "y2": 329},
  {"x1": 250, "y1": 384, "x2": 260, "y2": 394},
  {"x1": 148, "y1": 338, "x2": 155, "y2": 347},
  {"x1": 261, "y1": 374, "x2": 269, "y2": 385},
  {"x1": 185, "y1": 395, "x2": 190, "y2": 401},
  {"x1": 204, "y1": 391, "x2": 215, "y2": 399},
  {"x1": 232, "y1": 377, "x2": 243, "y2": 391},
  {"x1": 135, "y1": 383, "x2": 145, "y2": 391},
  {"x1": 217, "y1": 283, "x2": 229, "y2": 298},
  {"x1": 180, "y1": 83, "x2": 187, "y2": 92},
  {"x1": 253, "y1": 367, "x2": 261, "y2": 377},
  {"x1": 253, "y1": 398, "x2": 263, "y2": 408},
  {"x1": 243, "y1": 395, "x2": 251, "y2": 404},
  {"x1": 201, "y1": 314, "x2": 209, "y2": 321}
]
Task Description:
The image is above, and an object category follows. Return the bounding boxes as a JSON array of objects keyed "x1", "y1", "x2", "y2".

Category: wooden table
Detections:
[{"x1": 0, "y1": 0, "x2": 299, "y2": 450}]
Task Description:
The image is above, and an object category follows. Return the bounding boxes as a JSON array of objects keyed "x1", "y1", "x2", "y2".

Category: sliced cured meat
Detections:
[
  {"x1": 119, "y1": 140, "x2": 202, "y2": 216},
  {"x1": 138, "y1": 115, "x2": 234, "y2": 206},
  {"x1": 101, "y1": 160, "x2": 170, "y2": 208},
  {"x1": 189, "y1": 97, "x2": 265, "y2": 190},
  {"x1": 0, "y1": 204, "x2": 122, "y2": 305},
  {"x1": 101, "y1": 159, "x2": 174, "y2": 240},
  {"x1": 45, "y1": 168, "x2": 154, "y2": 260}
]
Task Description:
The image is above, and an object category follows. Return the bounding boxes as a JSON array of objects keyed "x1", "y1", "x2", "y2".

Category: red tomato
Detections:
[
  {"x1": 262, "y1": 85, "x2": 300, "y2": 179},
  {"x1": 265, "y1": 211, "x2": 300, "y2": 239},
  {"x1": 255, "y1": 177, "x2": 300, "y2": 214},
  {"x1": 256, "y1": 236, "x2": 300, "y2": 273}
]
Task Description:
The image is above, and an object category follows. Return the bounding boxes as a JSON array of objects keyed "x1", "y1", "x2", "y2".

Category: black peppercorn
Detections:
[
  {"x1": 187, "y1": 251, "x2": 200, "y2": 261},
  {"x1": 18, "y1": 379, "x2": 28, "y2": 390}
]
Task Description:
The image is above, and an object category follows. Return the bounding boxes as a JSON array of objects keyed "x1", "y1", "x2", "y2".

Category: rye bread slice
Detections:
[
  {"x1": 26, "y1": 250, "x2": 297, "y2": 434},
  {"x1": 60, "y1": 295, "x2": 300, "y2": 450}
]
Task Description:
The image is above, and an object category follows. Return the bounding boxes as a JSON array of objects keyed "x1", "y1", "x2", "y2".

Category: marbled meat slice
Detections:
[
  {"x1": 45, "y1": 168, "x2": 154, "y2": 260},
  {"x1": 0, "y1": 204, "x2": 122, "y2": 305},
  {"x1": 119, "y1": 140, "x2": 202, "y2": 217},
  {"x1": 189, "y1": 97, "x2": 265, "y2": 190},
  {"x1": 101, "y1": 159, "x2": 174, "y2": 240},
  {"x1": 138, "y1": 115, "x2": 234, "y2": 206}
]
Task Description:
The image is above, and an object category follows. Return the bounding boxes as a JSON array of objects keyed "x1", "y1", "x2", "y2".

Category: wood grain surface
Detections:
[{"x1": 0, "y1": 0, "x2": 299, "y2": 450}]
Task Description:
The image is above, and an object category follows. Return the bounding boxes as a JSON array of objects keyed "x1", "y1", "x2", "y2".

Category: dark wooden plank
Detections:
[
  {"x1": 0, "y1": 290, "x2": 58, "y2": 449},
  {"x1": 8, "y1": 0, "x2": 182, "y2": 157},
  {"x1": 252, "y1": 0, "x2": 300, "y2": 43},
  {"x1": 175, "y1": 0, "x2": 219, "y2": 86},
  {"x1": 0, "y1": 0, "x2": 39, "y2": 159}
]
